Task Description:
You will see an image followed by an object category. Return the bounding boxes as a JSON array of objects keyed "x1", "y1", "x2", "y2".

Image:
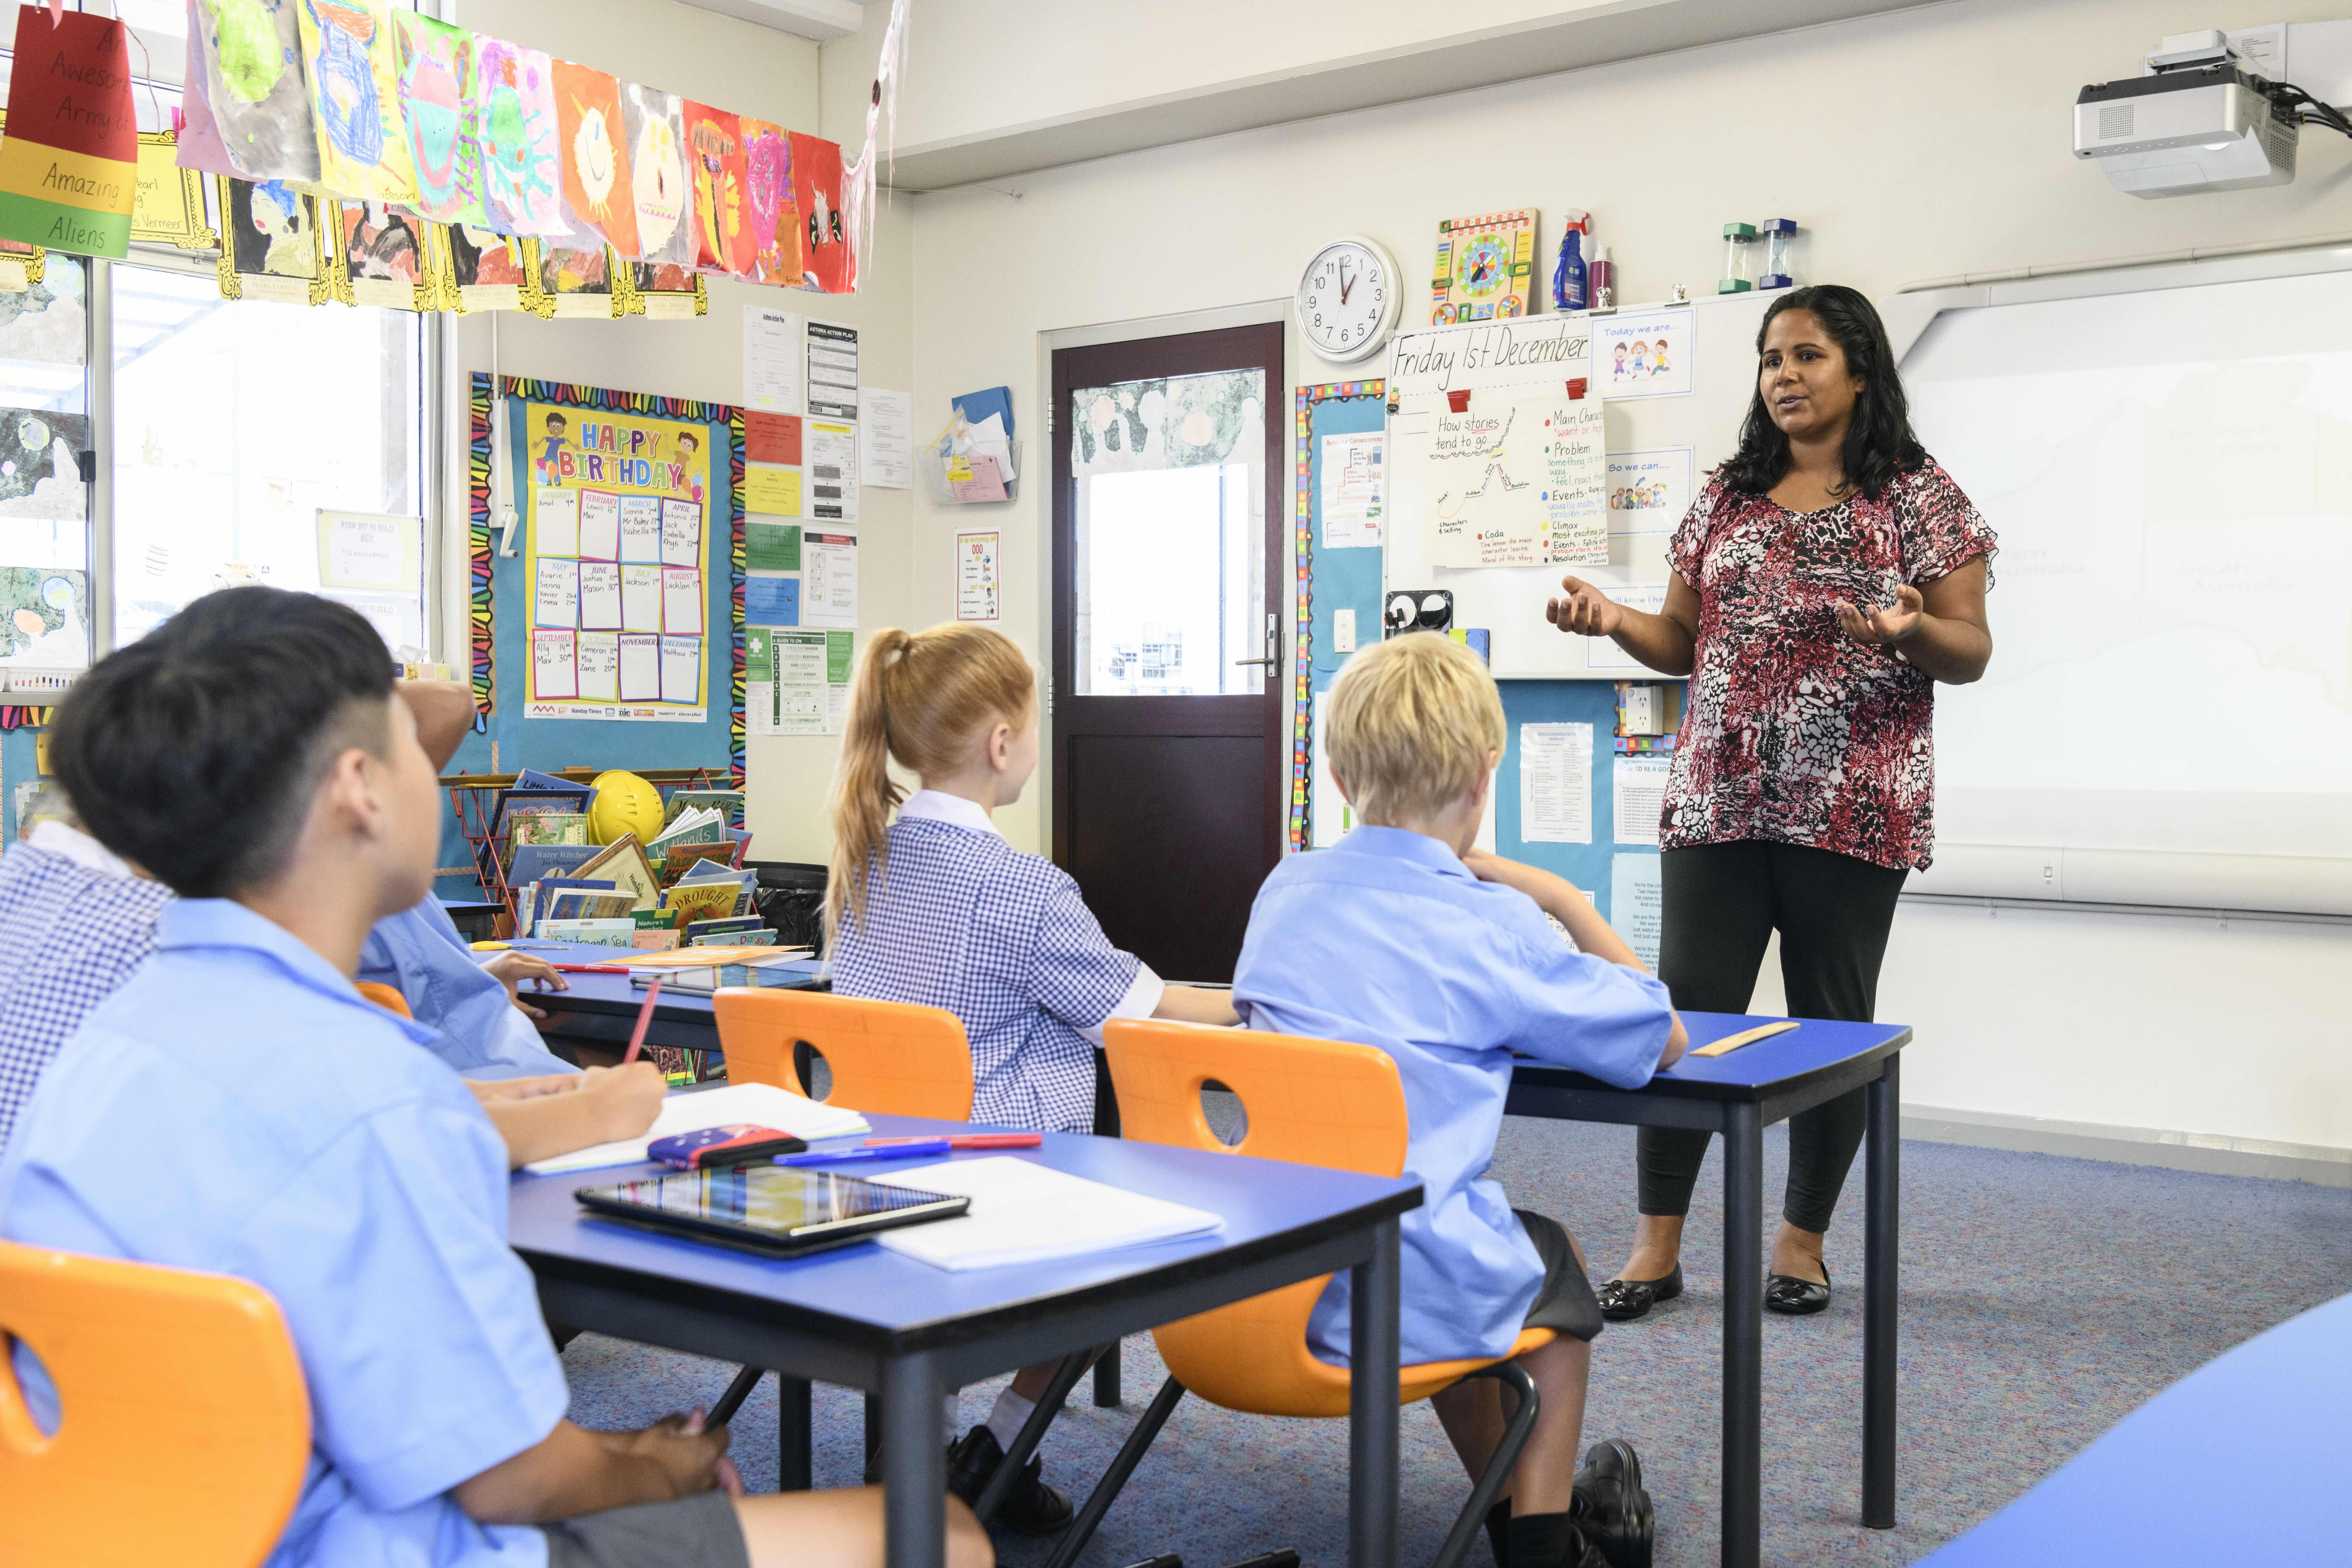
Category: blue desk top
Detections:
[
  {"x1": 1512, "y1": 1011, "x2": 1911, "y2": 1103},
  {"x1": 1918, "y1": 1290, "x2": 2352, "y2": 1563},
  {"x1": 509, "y1": 1111, "x2": 1422, "y2": 1355}
]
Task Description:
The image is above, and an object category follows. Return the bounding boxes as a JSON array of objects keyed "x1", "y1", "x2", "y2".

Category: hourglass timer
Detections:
[
  {"x1": 1760, "y1": 218, "x2": 1800, "y2": 290},
  {"x1": 1718, "y1": 222, "x2": 1758, "y2": 294}
]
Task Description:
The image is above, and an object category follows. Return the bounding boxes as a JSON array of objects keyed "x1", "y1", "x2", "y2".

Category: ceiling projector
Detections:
[{"x1": 2074, "y1": 26, "x2": 2352, "y2": 197}]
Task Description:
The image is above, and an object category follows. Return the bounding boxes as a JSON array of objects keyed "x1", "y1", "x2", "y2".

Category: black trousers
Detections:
[{"x1": 1636, "y1": 840, "x2": 1907, "y2": 1234}]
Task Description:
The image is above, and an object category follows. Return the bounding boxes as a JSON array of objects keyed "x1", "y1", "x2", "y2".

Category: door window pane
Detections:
[
  {"x1": 111, "y1": 266, "x2": 424, "y2": 650},
  {"x1": 0, "y1": 258, "x2": 92, "y2": 677},
  {"x1": 1071, "y1": 368, "x2": 1264, "y2": 696}
]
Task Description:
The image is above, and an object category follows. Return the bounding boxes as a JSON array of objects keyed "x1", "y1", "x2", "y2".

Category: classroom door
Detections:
[{"x1": 1051, "y1": 323, "x2": 1285, "y2": 984}]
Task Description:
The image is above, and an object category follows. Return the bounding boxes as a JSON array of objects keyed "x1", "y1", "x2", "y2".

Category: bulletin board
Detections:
[
  {"x1": 1291, "y1": 380, "x2": 1386, "y2": 849},
  {"x1": 465, "y1": 373, "x2": 746, "y2": 786}
]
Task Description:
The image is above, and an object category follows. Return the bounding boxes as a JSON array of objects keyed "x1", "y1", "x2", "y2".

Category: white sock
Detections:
[
  {"x1": 944, "y1": 1391, "x2": 962, "y2": 1444},
  {"x1": 986, "y1": 1387, "x2": 1036, "y2": 1452}
]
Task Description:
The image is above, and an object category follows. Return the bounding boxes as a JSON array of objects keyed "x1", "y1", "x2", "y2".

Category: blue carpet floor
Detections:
[{"x1": 561, "y1": 1119, "x2": 2351, "y2": 1566}]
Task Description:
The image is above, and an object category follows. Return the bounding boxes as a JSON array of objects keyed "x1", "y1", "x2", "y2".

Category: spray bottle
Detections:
[
  {"x1": 1588, "y1": 242, "x2": 1616, "y2": 311},
  {"x1": 1551, "y1": 210, "x2": 1592, "y2": 311}
]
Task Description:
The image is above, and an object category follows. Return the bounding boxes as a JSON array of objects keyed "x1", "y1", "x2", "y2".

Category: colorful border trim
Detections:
[
  {"x1": 467, "y1": 371, "x2": 494, "y2": 723},
  {"x1": 493, "y1": 377, "x2": 748, "y2": 784},
  {"x1": 0, "y1": 705, "x2": 51, "y2": 731},
  {"x1": 1290, "y1": 378, "x2": 1384, "y2": 852}
]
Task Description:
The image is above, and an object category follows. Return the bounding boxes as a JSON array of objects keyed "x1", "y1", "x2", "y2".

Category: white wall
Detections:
[
  {"x1": 448, "y1": 0, "x2": 914, "y2": 866},
  {"x1": 881, "y1": 0, "x2": 2352, "y2": 1157}
]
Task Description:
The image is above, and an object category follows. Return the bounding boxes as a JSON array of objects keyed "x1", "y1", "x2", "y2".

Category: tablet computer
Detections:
[{"x1": 575, "y1": 1166, "x2": 969, "y2": 1257}]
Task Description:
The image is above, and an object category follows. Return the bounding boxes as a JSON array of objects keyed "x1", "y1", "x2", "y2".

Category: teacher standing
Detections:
[{"x1": 1549, "y1": 285, "x2": 1996, "y2": 1320}]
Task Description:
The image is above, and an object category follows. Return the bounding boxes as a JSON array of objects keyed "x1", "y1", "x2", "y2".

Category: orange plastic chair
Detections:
[
  {"x1": 0, "y1": 1240, "x2": 312, "y2": 1568},
  {"x1": 353, "y1": 980, "x2": 412, "y2": 1018},
  {"x1": 1041, "y1": 1019, "x2": 1554, "y2": 1568},
  {"x1": 711, "y1": 989, "x2": 975, "y2": 1120}
]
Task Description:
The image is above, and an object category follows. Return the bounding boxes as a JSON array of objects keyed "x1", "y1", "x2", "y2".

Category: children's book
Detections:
[
  {"x1": 489, "y1": 778, "x2": 595, "y2": 842},
  {"x1": 574, "y1": 834, "x2": 662, "y2": 911},
  {"x1": 528, "y1": 876, "x2": 617, "y2": 933},
  {"x1": 683, "y1": 915, "x2": 766, "y2": 942},
  {"x1": 664, "y1": 788, "x2": 744, "y2": 826},
  {"x1": 657, "y1": 839, "x2": 736, "y2": 888},
  {"x1": 692, "y1": 927, "x2": 776, "y2": 946},
  {"x1": 507, "y1": 841, "x2": 602, "y2": 892},
  {"x1": 664, "y1": 878, "x2": 745, "y2": 928},
  {"x1": 507, "y1": 810, "x2": 589, "y2": 850},
  {"x1": 536, "y1": 917, "x2": 636, "y2": 947},
  {"x1": 544, "y1": 888, "x2": 639, "y2": 924}
]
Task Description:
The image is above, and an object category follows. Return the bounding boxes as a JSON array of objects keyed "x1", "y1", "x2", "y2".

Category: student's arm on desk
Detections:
[
  {"x1": 455, "y1": 1410, "x2": 737, "y2": 1524},
  {"x1": 467, "y1": 1063, "x2": 665, "y2": 1169},
  {"x1": 1462, "y1": 849, "x2": 1687, "y2": 1068},
  {"x1": 1153, "y1": 984, "x2": 1241, "y2": 1027}
]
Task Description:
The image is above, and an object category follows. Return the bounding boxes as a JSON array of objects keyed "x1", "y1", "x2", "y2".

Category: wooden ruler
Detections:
[{"x1": 1691, "y1": 1020, "x2": 1800, "y2": 1058}]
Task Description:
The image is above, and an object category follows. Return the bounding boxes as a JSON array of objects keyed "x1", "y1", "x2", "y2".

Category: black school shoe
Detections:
[
  {"x1": 1594, "y1": 1264, "x2": 1682, "y2": 1322},
  {"x1": 1573, "y1": 1439, "x2": 1655, "y2": 1568},
  {"x1": 1502, "y1": 1510, "x2": 1610, "y2": 1568},
  {"x1": 944, "y1": 1425, "x2": 1076, "y2": 1536},
  {"x1": 1764, "y1": 1262, "x2": 1831, "y2": 1316}
]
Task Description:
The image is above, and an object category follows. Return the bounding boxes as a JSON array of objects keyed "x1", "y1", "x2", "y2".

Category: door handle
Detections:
[
  {"x1": 1231, "y1": 657, "x2": 1277, "y2": 666},
  {"x1": 1233, "y1": 612, "x2": 1280, "y2": 668}
]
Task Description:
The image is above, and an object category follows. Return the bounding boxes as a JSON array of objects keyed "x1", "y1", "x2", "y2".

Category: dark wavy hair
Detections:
[{"x1": 1717, "y1": 284, "x2": 1925, "y2": 501}]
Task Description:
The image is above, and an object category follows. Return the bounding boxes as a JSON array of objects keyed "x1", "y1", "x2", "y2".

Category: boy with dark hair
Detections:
[{"x1": 0, "y1": 587, "x2": 986, "y2": 1568}]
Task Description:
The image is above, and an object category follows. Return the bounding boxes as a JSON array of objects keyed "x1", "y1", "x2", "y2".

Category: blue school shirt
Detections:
[
  {"x1": 358, "y1": 900, "x2": 575, "y2": 1080},
  {"x1": 1232, "y1": 827, "x2": 1674, "y2": 1366},
  {"x1": 828, "y1": 791, "x2": 1162, "y2": 1132},
  {"x1": 0, "y1": 899, "x2": 568, "y2": 1568}
]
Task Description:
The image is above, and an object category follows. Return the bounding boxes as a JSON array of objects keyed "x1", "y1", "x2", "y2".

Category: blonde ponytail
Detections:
[{"x1": 826, "y1": 623, "x2": 1037, "y2": 935}]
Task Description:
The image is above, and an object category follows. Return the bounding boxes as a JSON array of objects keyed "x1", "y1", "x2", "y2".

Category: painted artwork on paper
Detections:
[
  {"x1": 475, "y1": 38, "x2": 565, "y2": 237},
  {"x1": 551, "y1": 61, "x2": 638, "y2": 259},
  {"x1": 191, "y1": 0, "x2": 320, "y2": 182},
  {"x1": 393, "y1": 11, "x2": 480, "y2": 224},
  {"x1": 738, "y1": 118, "x2": 800, "y2": 287},
  {"x1": 788, "y1": 132, "x2": 848, "y2": 293},
  {"x1": 682, "y1": 102, "x2": 747, "y2": 276},
  {"x1": 225, "y1": 178, "x2": 319, "y2": 278},
  {"x1": 621, "y1": 83, "x2": 693, "y2": 271},
  {"x1": 296, "y1": 0, "x2": 416, "y2": 203}
]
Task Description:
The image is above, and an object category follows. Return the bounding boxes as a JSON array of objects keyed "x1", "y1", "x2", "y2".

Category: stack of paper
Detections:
[
  {"x1": 524, "y1": 1082, "x2": 868, "y2": 1175},
  {"x1": 870, "y1": 1157, "x2": 1225, "y2": 1271}
]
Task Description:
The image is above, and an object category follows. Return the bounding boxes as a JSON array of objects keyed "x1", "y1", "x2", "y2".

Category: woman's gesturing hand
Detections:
[
  {"x1": 1835, "y1": 583, "x2": 1924, "y2": 646},
  {"x1": 1548, "y1": 575, "x2": 1624, "y2": 638}
]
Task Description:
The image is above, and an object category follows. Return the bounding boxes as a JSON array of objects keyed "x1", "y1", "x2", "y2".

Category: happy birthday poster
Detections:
[
  {"x1": 621, "y1": 82, "x2": 693, "y2": 271},
  {"x1": 475, "y1": 37, "x2": 565, "y2": 237},
  {"x1": 552, "y1": 60, "x2": 637, "y2": 258},
  {"x1": 296, "y1": 0, "x2": 416, "y2": 204},
  {"x1": 190, "y1": 0, "x2": 320, "y2": 182},
  {"x1": 739, "y1": 118, "x2": 800, "y2": 287},
  {"x1": 393, "y1": 11, "x2": 480, "y2": 225}
]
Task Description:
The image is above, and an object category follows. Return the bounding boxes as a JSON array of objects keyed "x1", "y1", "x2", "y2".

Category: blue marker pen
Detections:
[{"x1": 775, "y1": 1141, "x2": 952, "y2": 1168}]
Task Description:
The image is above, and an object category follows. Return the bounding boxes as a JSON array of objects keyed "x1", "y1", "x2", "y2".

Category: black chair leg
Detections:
[
  {"x1": 708, "y1": 1364, "x2": 765, "y2": 1427},
  {"x1": 972, "y1": 1347, "x2": 1100, "y2": 1526},
  {"x1": 1042, "y1": 1375, "x2": 1188, "y2": 1568},
  {"x1": 1433, "y1": 1362, "x2": 1541, "y2": 1568},
  {"x1": 1094, "y1": 1338, "x2": 1123, "y2": 1407}
]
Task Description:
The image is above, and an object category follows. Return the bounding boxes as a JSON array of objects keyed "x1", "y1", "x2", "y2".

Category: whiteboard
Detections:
[
  {"x1": 1900, "y1": 257, "x2": 2352, "y2": 914},
  {"x1": 1382, "y1": 291, "x2": 1774, "y2": 677}
]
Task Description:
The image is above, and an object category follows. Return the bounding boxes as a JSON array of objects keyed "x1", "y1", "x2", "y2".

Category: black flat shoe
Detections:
[
  {"x1": 1764, "y1": 1262, "x2": 1831, "y2": 1315},
  {"x1": 1572, "y1": 1439, "x2": 1655, "y2": 1568},
  {"x1": 1595, "y1": 1265, "x2": 1682, "y2": 1322},
  {"x1": 944, "y1": 1425, "x2": 1075, "y2": 1536}
]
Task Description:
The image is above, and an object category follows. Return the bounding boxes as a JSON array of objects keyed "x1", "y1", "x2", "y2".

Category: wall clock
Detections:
[{"x1": 1295, "y1": 235, "x2": 1401, "y2": 364}]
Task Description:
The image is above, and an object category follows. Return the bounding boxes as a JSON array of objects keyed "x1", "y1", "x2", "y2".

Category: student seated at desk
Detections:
[
  {"x1": 0, "y1": 587, "x2": 988, "y2": 1568},
  {"x1": 823, "y1": 622, "x2": 1239, "y2": 1534},
  {"x1": 0, "y1": 682, "x2": 662, "y2": 1171},
  {"x1": 1232, "y1": 633, "x2": 1687, "y2": 1568}
]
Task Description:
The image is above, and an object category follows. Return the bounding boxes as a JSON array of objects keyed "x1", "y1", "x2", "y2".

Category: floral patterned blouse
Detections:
[{"x1": 1662, "y1": 461, "x2": 1997, "y2": 872}]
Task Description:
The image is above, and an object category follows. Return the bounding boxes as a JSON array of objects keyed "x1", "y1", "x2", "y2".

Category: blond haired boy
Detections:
[{"x1": 1233, "y1": 632, "x2": 1686, "y2": 1568}]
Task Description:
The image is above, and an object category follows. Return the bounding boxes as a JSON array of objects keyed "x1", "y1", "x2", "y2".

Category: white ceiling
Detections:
[{"x1": 673, "y1": 0, "x2": 866, "y2": 43}]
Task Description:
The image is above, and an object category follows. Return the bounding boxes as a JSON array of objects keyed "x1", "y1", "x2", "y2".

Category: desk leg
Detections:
[
  {"x1": 883, "y1": 1352, "x2": 948, "y2": 1568},
  {"x1": 778, "y1": 1374, "x2": 812, "y2": 1493},
  {"x1": 1722, "y1": 1103, "x2": 1763, "y2": 1568},
  {"x1": 1093, "y1": 1338, "x2": 1123, "y2": 1407},
  {"x1": 1864, "y1": 1054, "x2": 1900, "y2": 1529},
  {"x1": 1349, "y1": 1216, "x2": 1401, "y2": 1568}
]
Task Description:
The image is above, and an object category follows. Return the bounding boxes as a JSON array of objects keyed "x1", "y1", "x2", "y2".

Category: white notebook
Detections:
[
  {"x1": 522, "y1": 1082, "x2": 870, "y2": 1175},
  {"x1": 869, "y1": 1156, "x2": 1225, "y2": 1271}
]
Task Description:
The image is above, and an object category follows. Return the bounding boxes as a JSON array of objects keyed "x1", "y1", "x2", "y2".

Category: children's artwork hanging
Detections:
[
  {"x1": 331, "y1": 200, "x2": 433, "y2": 311},
  {"x1": 215, "y1": 176, "x2": 329, "y2": 305},
  {"x1": 296, "y1": 0, "x2": 418, "y2": 205},
  {"x1": 475, "y1": 37, "x2": 565, "y2": 237},
  {"x1": 447, "y1": 223, "x2": 529, "y2": 310},
  {"x1": 520, "y1": 397, "x2": 714, "y2": 720},
  {"x1": 393, "y1": 11, "x2": 482, "y2": 225},
  {"x1": 552, "y1": 61, "x2": 638, "y2": 259},
  {"x1": 621, "y1": 83, "x2": 693, "y2": 272},
  {"x1": 682, "y1": 103, "x2": 748, "y2": 276},
  {"x1": 533, "y1": 241, "x2": 619, "y2": 320},
  {"x1": 185, "y1": 0, "x2": 321, "y2": 182},
  {"x1": 738, "y1": 119, "x2": 801, "y2": 287},
  {"x1": 130, "y1": 133, "x2": 218, "y2": 251},
  {"x1": 615, "y1": 258, "x2": 707, "y2": 321},
  {"x1": 1430, "y1": 209, "x2": 1535, "y2": 326},
  {"x1": 0, "y1": 8, "x2": 138, "y2": 258},
  {"x1": 788, "y1": 132, "x2": 848, "y2": 293}
]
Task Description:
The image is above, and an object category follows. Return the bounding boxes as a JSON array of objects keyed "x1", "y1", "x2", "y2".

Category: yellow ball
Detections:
[{"x1": 587, "y1": 770, "x2": 665, "y2": 846}]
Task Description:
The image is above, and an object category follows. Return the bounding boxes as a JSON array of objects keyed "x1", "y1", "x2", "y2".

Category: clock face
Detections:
[{"x1": 1297, "y1": 238, "x2": 1397, "y2": 363}]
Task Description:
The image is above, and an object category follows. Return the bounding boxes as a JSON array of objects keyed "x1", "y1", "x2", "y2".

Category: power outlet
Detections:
[{"x1": 1333, "y1": 608, "x2": 1357, "y2": 654}]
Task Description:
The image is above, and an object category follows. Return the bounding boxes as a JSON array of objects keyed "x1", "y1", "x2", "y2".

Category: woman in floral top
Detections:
[{"x1": 1549, "y1": 285, "x2": 1996, "y2": 1321}]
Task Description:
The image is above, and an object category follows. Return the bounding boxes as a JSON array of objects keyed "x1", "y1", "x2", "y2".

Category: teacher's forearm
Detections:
[
  {"x1": 1896, "y1": 614, "x2": 1992, "y2": 684},
  {"x1": 1606, "y1": 610, "x2": 1696, "y2": 676}
]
